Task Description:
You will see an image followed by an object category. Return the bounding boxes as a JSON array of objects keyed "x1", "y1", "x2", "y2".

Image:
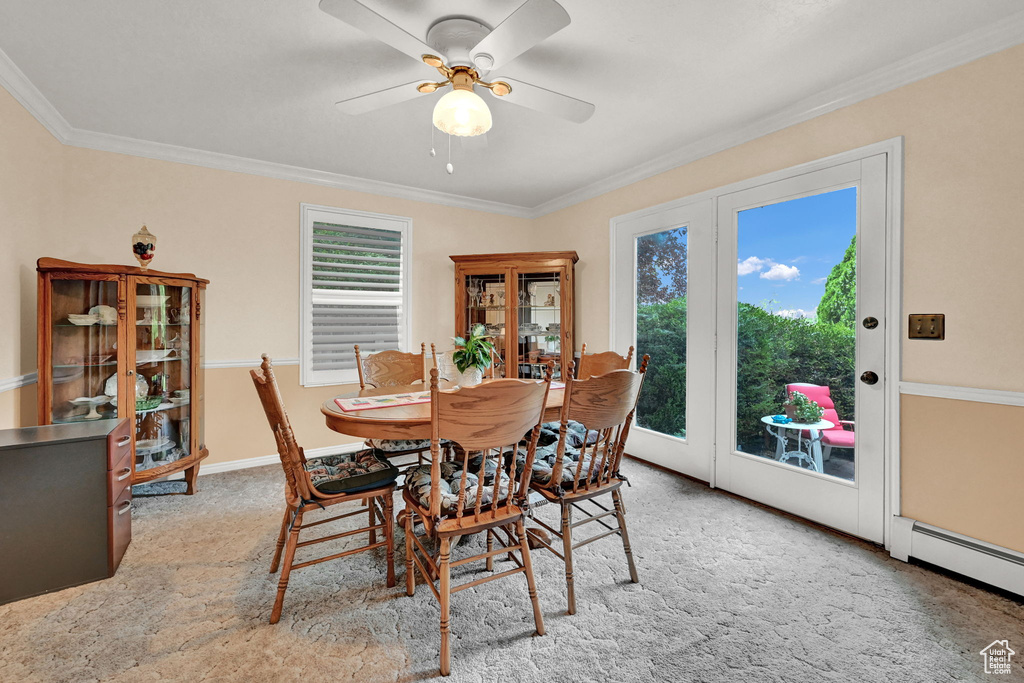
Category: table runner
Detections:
[{"x1": 334, "y1": 382, "x2": 565, "y2": 413}]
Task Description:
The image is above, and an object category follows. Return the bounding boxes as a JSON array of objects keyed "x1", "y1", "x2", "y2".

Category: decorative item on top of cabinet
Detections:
[
  {"x1": 131, "y1": 225, "x2": 157, "y2": 270},
  {"x1": 450, "y1": 251, "x2": 577, "y2": 380},
  {"x1": 36, "y1": 258, "x2": 210, "y2": 494}
]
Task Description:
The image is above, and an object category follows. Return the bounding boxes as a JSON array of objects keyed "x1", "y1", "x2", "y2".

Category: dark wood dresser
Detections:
[{"x1": 0, "y1": 419, "x2": 132, "y2": 604}]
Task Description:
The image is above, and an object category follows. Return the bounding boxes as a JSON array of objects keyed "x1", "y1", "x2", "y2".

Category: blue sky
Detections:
[{"x1": 737, "y1": 187, "x2": 857, "y2": 318}]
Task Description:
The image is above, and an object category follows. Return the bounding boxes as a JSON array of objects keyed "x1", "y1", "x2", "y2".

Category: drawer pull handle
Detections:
[
  {"x1": 118, "y1": 501, "x2": 132, "y2": 516},
  {"x1": 116, "y1": 467, "x2": 132, "y2": 481},
  {"x1": 116, "y1": 436, "x2": 131, "y2": 447}
]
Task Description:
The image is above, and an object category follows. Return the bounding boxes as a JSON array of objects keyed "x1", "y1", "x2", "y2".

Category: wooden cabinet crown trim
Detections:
[{"x1": 37, "y1": 258, "x2": 210, "y2": 285}]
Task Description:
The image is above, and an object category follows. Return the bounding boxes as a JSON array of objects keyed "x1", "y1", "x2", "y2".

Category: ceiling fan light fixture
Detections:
[{"x1": 432, "y1": 88, "x2": 492, "y2": 137}]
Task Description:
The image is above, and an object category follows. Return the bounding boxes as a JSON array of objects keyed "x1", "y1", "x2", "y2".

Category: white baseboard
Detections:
[
  {"x1": 160, "y1": 442, "x2": 364, "y2": 480},
  {"x1": 889, "y1": 516, "x2": 1024, "y2": 596}
]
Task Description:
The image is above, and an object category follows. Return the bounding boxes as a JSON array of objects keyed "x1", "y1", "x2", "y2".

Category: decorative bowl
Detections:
[
  {"x1": 135, "y1": 396, "x2": 162, "y2": 411},
  {"x1": 88, "y1": 305, "x2": 118, "y2": 325}
]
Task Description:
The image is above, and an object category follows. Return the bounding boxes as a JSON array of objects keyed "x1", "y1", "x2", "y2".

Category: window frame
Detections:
[{"x1": 299, "y1": 203, "x2": 413, "y2": 387}]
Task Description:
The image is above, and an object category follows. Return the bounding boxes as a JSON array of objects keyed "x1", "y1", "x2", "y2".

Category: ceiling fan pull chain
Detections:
[
  {"x1": 429, "y1": 121, "x2": 436, "y2": 157},
  {"x1": 446, "y1": 134, "x2": 454, "y2": 174}
]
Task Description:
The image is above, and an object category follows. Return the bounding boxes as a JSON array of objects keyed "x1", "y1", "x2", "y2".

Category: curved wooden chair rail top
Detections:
[
  {"x1": 354, "y1": 343, "x2": 435, "y2": 389},
  {"x1": 427, "y1": 366, "x2": 553, "y2": 452},
  {"x1": 562, "y1": 360, "x2": 648, "y2": 432},
  {"x1": 250, "y1": 354, "x2": 314, "y2": 504},
  {"x1": 577, "y1": 344, "x2": 635, "y2": 380}
]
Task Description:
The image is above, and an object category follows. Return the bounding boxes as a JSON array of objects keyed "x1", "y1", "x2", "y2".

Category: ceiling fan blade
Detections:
[
  {"x1": 470, "y1": 0, "x2": 570, "y2": 71},
  {"x1": 491, "y1": 78, "x2": 595, "y2": 123},
  {"x1": 335, "y1": 81, "x2": 427, "y2": 115},
  {"x1": 319, "y1": 0, "x2": 435, "y2": 62}
]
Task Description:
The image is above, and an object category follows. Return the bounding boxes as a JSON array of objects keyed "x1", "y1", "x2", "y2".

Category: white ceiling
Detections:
[{"x1": 0, "y1": 1, "x2": 1021, "y2": 212}]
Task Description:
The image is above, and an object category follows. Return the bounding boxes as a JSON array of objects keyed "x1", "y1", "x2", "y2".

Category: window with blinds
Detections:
[{"x1": 300, "y1": 204, "x2": 412, "y2": 386}]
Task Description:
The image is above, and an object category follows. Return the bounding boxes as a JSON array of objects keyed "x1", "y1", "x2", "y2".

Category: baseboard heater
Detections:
[{"x1": 891, "y1": 516, "x2": 1024, "y2": 597}]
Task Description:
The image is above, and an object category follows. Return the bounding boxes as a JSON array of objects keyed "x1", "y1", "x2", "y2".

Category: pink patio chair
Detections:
[{"x1": 785, "y1": 383, "x2": 855, "y2": 461}]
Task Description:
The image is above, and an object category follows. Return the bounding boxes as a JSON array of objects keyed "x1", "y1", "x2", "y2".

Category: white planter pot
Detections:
[{"x1": 460, "y1": 366, "x2": 483, "y2": 387}]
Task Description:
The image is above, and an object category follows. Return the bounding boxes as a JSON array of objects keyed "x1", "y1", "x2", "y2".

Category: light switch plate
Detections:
[{"x1": 908, "y1": 314, "x2": 944, "y2": 340}]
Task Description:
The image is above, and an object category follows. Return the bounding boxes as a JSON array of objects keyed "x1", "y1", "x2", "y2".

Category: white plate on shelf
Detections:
[
  {"x1": 136, "y1": 437, "x2": 173, "y2": 454},
  {"x1": 137, "y1": 349, "x2": 174, "y2": 363},
  {"x1": 67, "y1": 314, "x2": 99, "y2": 326},
  {"x1": 136, "y1": 295, "x2": 170, "y2": 307}
]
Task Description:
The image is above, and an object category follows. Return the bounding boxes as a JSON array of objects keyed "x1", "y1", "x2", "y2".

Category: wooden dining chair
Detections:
[
  {"x1": 576, "y1": 343, "x2": 634, "y2": 380},
  {"x1": 354, "y1": 343, "x2": 438, "y2": 462},
  {"x1": 402, "y1": 367, "x2": 551, "y2": 676},
  {"x1": 250, "y1": 354, "x2": 400, "y2": 624},
  {"x1": 524, "y1": 356, "x2": 649, "y2": 614}
]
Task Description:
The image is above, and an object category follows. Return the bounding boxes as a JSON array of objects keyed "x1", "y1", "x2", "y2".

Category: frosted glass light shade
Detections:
[{"x1": 432, "y1": 88, "x2": 492, "y2": 137}]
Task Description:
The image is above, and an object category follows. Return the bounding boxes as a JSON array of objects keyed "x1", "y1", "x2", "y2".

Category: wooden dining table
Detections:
[{"x1": 321, "y1": 379, "x2": 565, "y2": 441}]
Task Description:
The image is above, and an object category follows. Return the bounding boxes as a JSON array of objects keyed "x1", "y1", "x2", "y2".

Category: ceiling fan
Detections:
[{"x1": 319, "y1": 0, "x2": 596, "y2": 137}]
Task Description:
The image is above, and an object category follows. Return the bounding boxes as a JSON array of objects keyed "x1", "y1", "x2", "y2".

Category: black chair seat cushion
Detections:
[{"x1": 304, "y1": 450, "x2": 399, "y2": 495}]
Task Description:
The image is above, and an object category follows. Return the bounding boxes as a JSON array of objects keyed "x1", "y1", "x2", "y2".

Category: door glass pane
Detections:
[
  {"x1": 49, "y1": 279, "x2": 120, "y2": 424},
  {"x1": 517, "y1": 272, "x2": 561, "y2": 379},
  {"x1": 134, "y1": 283, "x2": 191, "y2": 472},
  {"x1": 635, "y1": 226, "x2": 688, "y2": 438},
  {"x1": 734, "y1": 187, "x2": 857, "y2": 481},
  {"x1": 465, "y1": 274, "x2": 507, "y2": 378}
]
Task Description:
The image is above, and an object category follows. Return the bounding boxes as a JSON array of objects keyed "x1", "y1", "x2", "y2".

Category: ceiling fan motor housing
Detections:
[{"x1": 426, "y1": 17, "x2": 491, "y2": 69}]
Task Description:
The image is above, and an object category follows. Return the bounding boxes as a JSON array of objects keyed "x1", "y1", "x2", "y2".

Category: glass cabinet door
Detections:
[
  {"x1": 48, "y1": 278, "x2": 121, "y2": 424},
  {"x1": 464, "y1": 273, "x2": 507, "y2": 378},
  {"x1": 516, "y1": 271, "x2": 562, "y2": 379},
  {"x1": 133, "y1": 281, "x2": 192, "y2": 473}
]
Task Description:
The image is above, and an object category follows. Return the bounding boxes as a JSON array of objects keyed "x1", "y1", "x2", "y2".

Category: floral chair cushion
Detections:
[
  {"x1": 518, "y1": 421, "x2": 606, "y2": 486},
  {"x1": 405, "y1": 458, "x2": 512, "y2": 515},
  {"x1": 304, "y1": 450, "x2": 399, "y2": 495},
  {"x1": 367, "y1": 438, "x2": 452, "y2": 453}
]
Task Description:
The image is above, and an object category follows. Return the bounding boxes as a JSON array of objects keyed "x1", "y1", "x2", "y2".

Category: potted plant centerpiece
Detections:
[
  {"x1": 452, "y1": 324, "x2": 495, "y2": 387},
  {"x1": 783, "y1": 390, "x2": 825, "y2": 424}
]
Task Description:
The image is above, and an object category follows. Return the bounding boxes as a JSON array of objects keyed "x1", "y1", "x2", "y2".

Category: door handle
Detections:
[{"x1": 860, "y1": 371, "x2": 879, "y2": 385}]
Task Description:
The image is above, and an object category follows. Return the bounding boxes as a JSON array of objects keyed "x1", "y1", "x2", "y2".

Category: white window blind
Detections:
[{"x1": 300, "y1": 204, "x2": 411, "y2": 386}]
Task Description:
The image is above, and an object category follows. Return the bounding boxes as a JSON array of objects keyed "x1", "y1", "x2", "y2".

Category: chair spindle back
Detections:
[
  {"x1": 551, "y1": 356, "x2": 649, "y2": 493},
  {"x1": 426, "y1": 367, "x2": 551, "y2": 524},
  {"x1": 250, "y1": 354, "x2": 313, "y2": 504}
]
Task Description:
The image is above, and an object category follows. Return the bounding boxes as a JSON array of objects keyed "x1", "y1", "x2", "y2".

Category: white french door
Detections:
[
  {"x1": 612, "y1": 148, "x2": 894, "y2": 544},
  {"x1": 611, "y1": 200, "x2": 715, "y2": 480},
  {"x1": 714, "y1": 155, "x2": 887, "y2": 543}
]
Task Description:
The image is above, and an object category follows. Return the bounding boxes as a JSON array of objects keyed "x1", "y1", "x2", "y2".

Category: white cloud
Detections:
[
  {"x1": 737, "y1": 256, "x2": 769, "y2": 276},
  {"x1": 777, "y1": 308, "x2": 816, "y2": 320},
  {"x1": 811, "y1": 276, "x2": 828, "y2": 285},
  {"x1": 760, "y1": 263, "x2": 801, "y2": 281}
]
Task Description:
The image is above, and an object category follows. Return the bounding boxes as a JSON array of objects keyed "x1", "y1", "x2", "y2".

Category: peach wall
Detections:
[
  {"x1": 0, "y1": 86, "x2": 64, "y2": 398},
  {"x1": 900, "y1": 395, "x2": 1024, "y2": 552}
]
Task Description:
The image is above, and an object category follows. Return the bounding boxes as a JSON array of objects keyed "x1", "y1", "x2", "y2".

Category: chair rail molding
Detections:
[
  {"x1": 0, "y1": 372, "x2": 38, "y2": 394},
  {"x1": 899, "y1": 381, "x2": 1024, "y2": 407}
]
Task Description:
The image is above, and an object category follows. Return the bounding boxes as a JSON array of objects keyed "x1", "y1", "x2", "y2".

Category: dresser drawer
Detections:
[
  {"x1": 108, "y1": 484, "x2": 132, "y2": 573},
  {"x1": 106, "y1": 420, "x2": 132, "y2": 469},
  {"x1": 108, "y1": 448, "x2": 133, "y2": 504}
]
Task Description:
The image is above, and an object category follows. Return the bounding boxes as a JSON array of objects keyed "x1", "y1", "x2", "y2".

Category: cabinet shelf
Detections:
[{"x1": 38, "y1": 257, "x2": 210, "y2": 494}]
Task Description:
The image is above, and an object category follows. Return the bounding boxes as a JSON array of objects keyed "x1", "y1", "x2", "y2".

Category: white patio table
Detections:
[{"x1": 760, "y1": 416, "x2": 835, "y2": 474}]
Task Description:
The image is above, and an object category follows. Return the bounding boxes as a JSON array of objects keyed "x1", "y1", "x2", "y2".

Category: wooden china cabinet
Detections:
[
  {"x1": 37, "y1": 258, "x2": 209, "y2": 493},
  {"x1": 451, "y1": 251, "x2": 577, "y2": 380}
]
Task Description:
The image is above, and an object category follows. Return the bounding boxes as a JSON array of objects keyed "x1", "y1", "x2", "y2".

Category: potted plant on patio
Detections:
[
  {"x1": 452, "y1": 324, "x2": 495, "y2": 387},
  {"x1": 783, "y1": 390, "x2": 825, "y2": 424}
]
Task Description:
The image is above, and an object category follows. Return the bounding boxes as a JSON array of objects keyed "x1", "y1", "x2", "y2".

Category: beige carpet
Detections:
[{"x1": 1, "y1": 460, "x2": 1021, "y2": 683}]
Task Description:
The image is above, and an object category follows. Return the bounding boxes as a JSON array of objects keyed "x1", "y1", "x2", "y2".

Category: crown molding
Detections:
[
  {"x1": 0, "y1": 47, "x2": 72, "y2": 142},
  {"x1": 3, "y1": 12, "x2": 1024, "y2": 221},
  {"x1": 529, "y1": 11, "x2": 1024, "y2": 217}
]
